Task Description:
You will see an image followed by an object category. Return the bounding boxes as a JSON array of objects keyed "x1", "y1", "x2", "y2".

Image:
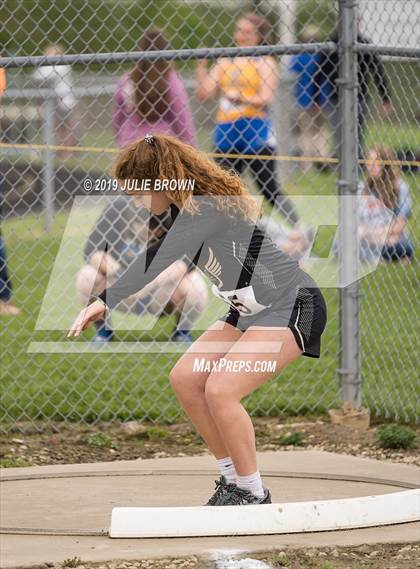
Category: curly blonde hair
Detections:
[{"x1": 112, "y1": 135, "x2": 259, "y2": 220}]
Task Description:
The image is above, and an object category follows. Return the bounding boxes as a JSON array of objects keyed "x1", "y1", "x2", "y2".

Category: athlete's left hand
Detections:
[{"x1": 67, "y1": 300, "x2": 107, "y2": 338}]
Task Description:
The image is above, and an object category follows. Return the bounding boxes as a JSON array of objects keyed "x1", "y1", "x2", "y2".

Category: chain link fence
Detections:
[{"x1": 1, "y1": 0, "x2": 419, "y2": 431}]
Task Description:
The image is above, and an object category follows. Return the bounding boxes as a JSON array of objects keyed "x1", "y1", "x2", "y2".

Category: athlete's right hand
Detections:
[{"x1": 67, "y1": 300, "x2": 107, "y2": 338}]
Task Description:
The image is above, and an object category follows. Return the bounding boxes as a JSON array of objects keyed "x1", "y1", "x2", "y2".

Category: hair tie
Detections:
[{"x1": 144, "y1": 134, "x2": 156, "y2": 146}]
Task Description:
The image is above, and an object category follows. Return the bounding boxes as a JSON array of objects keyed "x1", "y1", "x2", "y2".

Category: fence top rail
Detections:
[
  {"x1": 355, "y1": 43, "x2": 420, "y2": 58},
  {"x1": 1, "y1": 42, "x2": 417, "y2": 70},
  {"x1": 0, "y1": 42, "x2": 337, "y2": 69},
  {"x1": 2, "y1": 85, "x2": 117, "y2": 100}
]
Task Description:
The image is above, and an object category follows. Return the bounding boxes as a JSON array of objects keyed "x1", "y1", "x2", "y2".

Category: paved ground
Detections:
[{"x1": 1, "y1": 450, "x2": 419, "y2": 567}]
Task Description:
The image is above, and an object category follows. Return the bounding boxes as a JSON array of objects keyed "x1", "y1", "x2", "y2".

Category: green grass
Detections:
[
  {"x1": 62, "y1": 557, "x2": 82, "y2": 568},
  {"x1": 376, "y1": 425, "x2": 417, "y2": 449},
  {"x1": 364, "y1": 122, "x2": 420, "y2": 151},
  {"x1": 86, "y1": 432, "x2": 119, "y2": 449},
  {"x1": 0, "y1": 458, "x2": 33, "y2": 468},
  {"x1": 1, "y1": 152, "x2": 419, "y2": 425},
  {"x1": 279, "y1": 432, "x2": 306, "y2": 446}
]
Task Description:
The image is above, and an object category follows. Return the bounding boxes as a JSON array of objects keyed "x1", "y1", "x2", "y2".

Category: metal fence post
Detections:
[
  {"x1": 276, "y1": 0, "x2": 296, "y2": 185},
  {"x1": 338, "y1": 0, "x2": 361, "y2": 407},
  {"x1": 43, "y1": 95, "x2": 55, "y2": 232}
]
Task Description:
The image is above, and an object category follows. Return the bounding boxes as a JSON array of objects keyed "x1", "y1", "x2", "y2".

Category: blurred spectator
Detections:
[
  {"x1": 33, "y1": 43, "x2": 78, "y2": 153},
  {"x1": 0, "y1": 67, "x2": 20, "y2": 316},
  {"x1": 76, "y1": 196, "x2": 208, "y2": 342},
  {"x1": 315, "y1": 27, "x2": 393, "y2": 158},
  {"x1": 358, "y1": 147, "x2": 413, "y2": 263},
  {"x1": 113, "y1": 28, "x2": 196, "y2": 147},
  {"x1": 289, "y1": 25, "x2": 329, "y2": 172},
  {"x1": 0, "y1": 66, "x2": 5, "y2": 100},
  {"x1": 196, "y1": 12, "x2": 302, "y2": 228},
  {"x1": 0, "y1": 205, "x2": 20, "y2": 316}
]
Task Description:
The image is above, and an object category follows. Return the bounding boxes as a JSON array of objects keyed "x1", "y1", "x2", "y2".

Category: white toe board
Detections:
[{"x1": 109, "y1": 489, "x2": 420, "y2": 538}]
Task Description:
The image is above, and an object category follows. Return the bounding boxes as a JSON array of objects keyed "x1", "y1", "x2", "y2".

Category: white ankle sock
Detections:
[
  {"x1": 236, "y1": 470, "x2": 264, "y2": 498},
  {"x1": 216, "y1": 457, "x2": 237, "y2": 484}
]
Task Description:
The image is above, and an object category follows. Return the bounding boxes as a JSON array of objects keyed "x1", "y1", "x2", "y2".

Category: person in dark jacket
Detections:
[
  {"x1": 315, "y1": 31, "x2": 393, "y2": 158},
  {"x1": 0, "y1": 68, "x2": 20, "y2": 316},
  {"x1": 0, "y1": 211, "x2": 20, "y2": 316}
]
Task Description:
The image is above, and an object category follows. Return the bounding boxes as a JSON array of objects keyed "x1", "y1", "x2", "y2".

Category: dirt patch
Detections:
[
  {"x1": 10, "y1": 543, "x2": 420, "y2": 569},
  {"x1": 251, "y1": 543, "x2": 420, "y2": 569},
  {"x1": 1, "y1": 416, "x2": 418, "y2": 468}
]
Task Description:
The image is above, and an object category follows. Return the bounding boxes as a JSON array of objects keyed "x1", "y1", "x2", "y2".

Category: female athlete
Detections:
[{"x1": 68, "y1": 134, "x2": 327, "y2": 506}]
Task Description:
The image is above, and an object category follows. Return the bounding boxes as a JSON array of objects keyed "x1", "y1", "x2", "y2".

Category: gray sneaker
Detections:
[
  {"x1": 206, "y1": 475, "x2": 237, "y2": 506},
  {"x1": 222, "y1": 485, "x2": 272, "y2": 505}
]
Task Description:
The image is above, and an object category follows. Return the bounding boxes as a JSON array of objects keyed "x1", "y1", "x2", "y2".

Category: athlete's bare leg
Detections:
[
  {"x1": 204, "y1": 326, "x2": 302, "y2": 475},
  {"x1": 169, "y1": 321, "x2": 242, "y2": 458}
]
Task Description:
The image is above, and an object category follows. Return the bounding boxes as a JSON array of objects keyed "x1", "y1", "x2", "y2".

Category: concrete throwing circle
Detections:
[{"x1": 1, "y1": 469, "x2": 418, "y2": 536}]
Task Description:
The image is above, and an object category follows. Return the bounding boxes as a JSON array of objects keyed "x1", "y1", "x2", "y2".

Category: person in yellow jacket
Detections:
[
  {"x1": 0, "y1": 68, "x2": 6, "y2": 97},
  {"x1": 196, "y1": 12, "x2": 300, "y2": 227}
]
